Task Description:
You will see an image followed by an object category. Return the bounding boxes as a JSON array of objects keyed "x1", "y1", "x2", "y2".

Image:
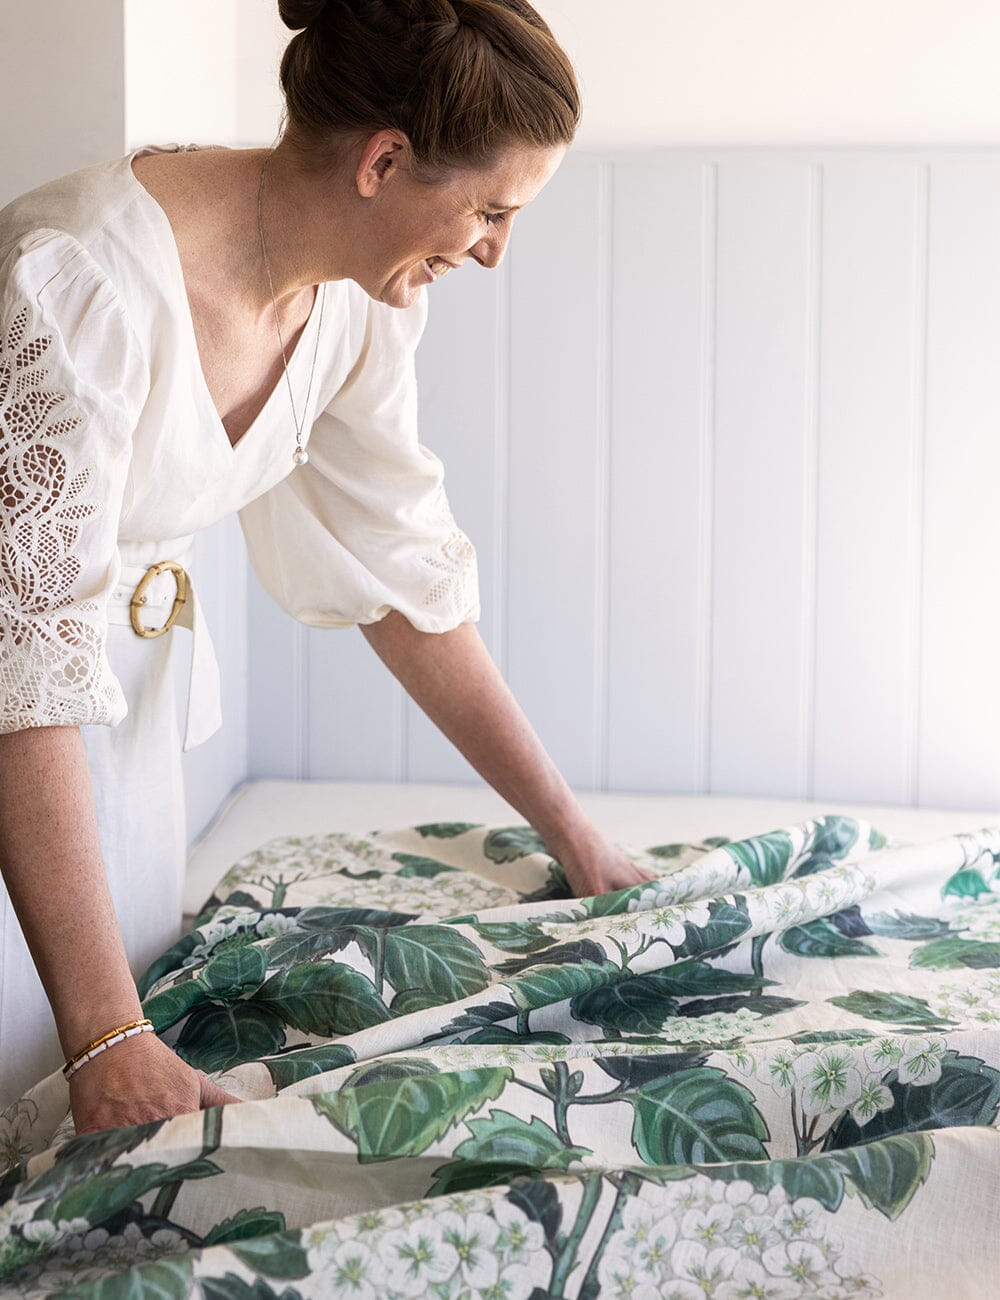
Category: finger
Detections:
[{"x1": 199, "y1": 1078, "x2": 240, "y2": 1108}]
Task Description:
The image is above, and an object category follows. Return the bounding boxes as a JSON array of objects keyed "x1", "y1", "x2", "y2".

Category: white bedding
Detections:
[{"x1": 184, "y1": 777, "x2": 1000, "y2": 919}]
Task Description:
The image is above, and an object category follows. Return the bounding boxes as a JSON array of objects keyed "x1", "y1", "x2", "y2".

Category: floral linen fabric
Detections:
[{"x1": 2, "y1": 814, "x2": 1000, "y2": 1297}]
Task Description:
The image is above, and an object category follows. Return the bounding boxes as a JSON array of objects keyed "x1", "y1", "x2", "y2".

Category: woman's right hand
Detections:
[{"x1": 68, "y1": 1031, "x2": 240, "y2": 1135}]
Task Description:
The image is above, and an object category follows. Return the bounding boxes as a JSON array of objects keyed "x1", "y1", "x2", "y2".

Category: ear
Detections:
[{"x1": 356, "y1": 129, "x2": 411, "y2": 199}]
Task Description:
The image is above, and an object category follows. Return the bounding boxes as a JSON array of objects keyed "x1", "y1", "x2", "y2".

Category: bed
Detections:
[{"x1": 2, "y1": 779, "x2": 999, "y2": 1297}]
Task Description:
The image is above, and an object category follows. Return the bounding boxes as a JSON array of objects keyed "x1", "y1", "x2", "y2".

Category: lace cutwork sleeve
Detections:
[
  {"x1": 238, "y1": 284, "x2": 480, "y2": 634},
  {"x1": 0, "y1": 230, "x2": 144, "y2": 732}
]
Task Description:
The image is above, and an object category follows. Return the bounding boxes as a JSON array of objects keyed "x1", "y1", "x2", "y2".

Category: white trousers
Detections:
[{"x1": 0, "y1": 620, "x2": 188, "y2": 1108}]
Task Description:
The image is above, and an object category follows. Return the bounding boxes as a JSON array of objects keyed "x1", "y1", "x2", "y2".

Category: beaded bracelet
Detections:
[{"x1": 62, "y1": 1018, "x2": 155, "y2": 1080}]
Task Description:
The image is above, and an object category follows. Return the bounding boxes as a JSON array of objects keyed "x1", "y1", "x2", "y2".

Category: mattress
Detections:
[{"x1": 183, "y1": 777, "x2": 1000, "y2": 920}]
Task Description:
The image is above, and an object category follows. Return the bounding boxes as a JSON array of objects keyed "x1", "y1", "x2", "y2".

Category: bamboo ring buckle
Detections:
[{"x1": 129, "y1": 560, "x2": 189, "y2": 638}]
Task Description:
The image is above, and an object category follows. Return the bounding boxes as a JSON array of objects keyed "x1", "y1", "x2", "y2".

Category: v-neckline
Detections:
[{"x1": 126, "y1": 142, "x2": 325, "y2": 456}]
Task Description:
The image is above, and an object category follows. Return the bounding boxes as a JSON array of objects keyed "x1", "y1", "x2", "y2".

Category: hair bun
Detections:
[{"x1": 278, "y1": 0, "x2": 333, "y2": 31}]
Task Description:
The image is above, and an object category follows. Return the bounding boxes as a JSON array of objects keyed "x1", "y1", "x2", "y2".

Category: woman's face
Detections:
[{"x1": 353, "y1": 136, "x2": 568, "y2": 308}]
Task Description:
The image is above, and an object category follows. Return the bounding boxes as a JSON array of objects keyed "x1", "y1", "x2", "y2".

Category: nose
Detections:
[{"x1": 469, "y1": 221, "x2": 513, "y2": 270}]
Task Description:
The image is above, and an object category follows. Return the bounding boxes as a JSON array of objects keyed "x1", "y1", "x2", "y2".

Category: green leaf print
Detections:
[
  {"x1": 673, "y1": 898, "x2": 752, "y2": 960},
  {"x1": 296, "y1": 905, "x2": 413, "y2": 930},
  {"x1": 254, "y1": 962, "x2": 390, "y2": 1035},
  {"x1": 203, "y1": 1207, "x2": 287, "y2": 1246},
  {"x1": 779, "y1": 917, "x2": 881, "y2": 959},
  {"x1": 824, "y1": 1051, "x2": 1000, "y2": 1144},
  {"x1": 827, "y1": 990, "x2": 953, "y2": 1027},
  {"x1": 229, "y1": 1231, "x2": 311, "y2": 1280},
  {"x1": 382, "y1": 925, "x2": 491, "y2": 1002},
  {"x1": 262, "y1": 927, "x2": 359, "y2": 970},
  {"x1": 468, "y1": 921, "x2": 556, "y2": 955},
  {"x1": 429, "y1": 1109, "x2": 590, "y2": 1195},
  {"x1": 596, "y1": 1052, "x2": 710, "y2": 1088},
  {"x1": 462, "y1": 1025, "x2": 571, "y2": 1045},
  {"x1": 827, "y1": 1132, "x2": 934, "y2": 1219},
  {"x1": 176, "y1": 1003, "x2": 286, "y2": 1072},
  {"x1": 653, "y1": 961, "x2": 775, "y2": 998},
  {"x1": 628, "y1": 1067, "x2": 769, "y2": 1164},
  {"x1": 312, "y1": 1067, "x2": 511, "y2": 1162},
  {"x1": 143, "y1": 977, "x2": 212, "y2": 1032},
  {"x1": 262, "y1": 1043, "x2": 357, "y2": 1089},
  {"x1": 909, "y1": 936, "x2": 1000, "y2": 970},
  {"x1": 726, "y1": 830, "x2": 794, "y2": 886},
  {"x1": 708, "y1": 1153, "x2": 848, "y2": 1212},
  {"x1": 43, "y1": 1157, "x2": 220, "y2": 1230},
  {"x1": 391, "y1": 852, "x2": 458, "y2": 877},
  {"x1": 646, "y1": 842, "x2": 686, "y2": 859},
  {"x1": 570, "y1": 973, "x2": 681, "y2": 1034},
  {"x1": 199, "y1": 945, "x2": 268, "y2": 995},
  {"x1": 503, "y1": 958, "x2": 614, "y2": 1012},
  {"x1": 341, "y1": 1058, "x2": 441, "y2": 1088},
  {"x1": 793, "y1": 816, "x2": 863, "y2": 875},
  {"x1": 198, "y1": 1276, "x2": 301, "y2": 1300},
  {"x1": 941, "y1": 868, "x2": 993, "y2": 899},
  {"x1": 64, "y1": 1256, "x2": 196, "y2": 1298},
  {"x1": 677, "y1": 993, "x2": 804, "y2": 1019},
  {"x1": 483, "y1": 825, "x2": 550, "y2": 862},
  {"x1": 414, "y1": 821, "x2": 483, "y2": 838},
  {"x1": 865, "y1": 911, "x2": 952, "y2": 940}
]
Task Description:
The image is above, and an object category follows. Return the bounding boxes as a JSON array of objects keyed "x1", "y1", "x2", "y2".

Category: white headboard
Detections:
[{"x1": 183, "y1": 148, "x2": 1000, "y2": 838}]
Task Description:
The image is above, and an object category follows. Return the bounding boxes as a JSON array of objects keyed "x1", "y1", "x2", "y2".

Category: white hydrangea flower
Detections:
[
  {"x1": 671, "y1": 1239, "x2": 739, "y2": 1290},
  {"x1": 863, "y1": 1037, "x2": 905, "y2": 1072},
  {"x1": 309, "y1": 1237, "x2": 387, "y2": 1299},
  {"x1": 597, "y1": 1244, "x2": 666, "y2": 1300},
  {"x1": 756, "y1": 1046, "x2": 800, "y2": 1097},
  {"x1": 20, "y1": 1216, "x2": 89, "y2": 1246},
  {"x1": 337, "y1": 1206, "x2": 406, "y2": 1244},
  {"x1": 897, "y1": 1036, "x2": 946, "y2": 1085},
  {"x1": 793, "y1": 1049, "x2": 864, "y2": 1116},
  {"x1": 715, "y1": 1257, "x2": 804, "y2": 1298},
  {"x1": 437, "y1": 1209, "x2": 501, "y2": 1291},
  {"x1": 760, "y1": 1239, "x2": 830, "y2": 1289},
  {"x1": 850, "y1": 1075, "x2": 895, "y2": 1126},
  {"x1": 492, "y1": 1197, "x2": 545, "y2": 1268},
  {"x1": 381, "y1": 1218, "x2": 460, "y2": 1296},
  {"x1": 256, "y1": 912, "x2": 301, "y2": 939}
]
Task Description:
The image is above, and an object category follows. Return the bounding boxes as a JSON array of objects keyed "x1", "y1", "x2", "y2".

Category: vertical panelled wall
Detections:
[{"x1": 246, "y1": 149, "x2": 1000, "y2": 810}]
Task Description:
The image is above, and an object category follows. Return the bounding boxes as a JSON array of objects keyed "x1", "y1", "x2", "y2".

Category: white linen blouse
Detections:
[
  {"x1": 0, "y1": 141, "x2": 480, "y2": 744},
  {"x1": 0, "y1": 142, "x2": 480, "y2": 1106}
]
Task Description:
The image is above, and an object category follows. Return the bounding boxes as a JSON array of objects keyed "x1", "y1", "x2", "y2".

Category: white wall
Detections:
[
  {"x1": 231, "y1": 1, "x2": 1000, "y2": 150},
  {"x1": 541, "y1": 0, "x2": 1000, "y2": 148},
  {"x1": 124, "y1": 0, "x2": 240, "y2": 149},
  {"x1": 0, "y1": 1, "x2": 126, "y2": 206}
]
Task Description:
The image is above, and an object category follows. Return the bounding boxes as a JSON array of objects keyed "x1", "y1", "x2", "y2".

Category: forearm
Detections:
[
  {"x1": 0, "y1": 725, "x2": 143, "y2": 1058},
  {"x1": 359, "y1": 611, "x2": 595, "y2": 853}
]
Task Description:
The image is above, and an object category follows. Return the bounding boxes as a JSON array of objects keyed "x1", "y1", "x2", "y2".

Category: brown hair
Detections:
[{"x1": 276, "y1": 0, "x2": 580, "y2": 181}]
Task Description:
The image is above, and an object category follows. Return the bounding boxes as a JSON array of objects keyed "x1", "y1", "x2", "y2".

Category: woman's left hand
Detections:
[{"x1": 548, "y1": 824, "x2": 659, "y2": 898}]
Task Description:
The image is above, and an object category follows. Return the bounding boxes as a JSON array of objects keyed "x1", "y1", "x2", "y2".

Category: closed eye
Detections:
[{"x1": 483, "y1": 211, "x2": 508, "y2": 227}]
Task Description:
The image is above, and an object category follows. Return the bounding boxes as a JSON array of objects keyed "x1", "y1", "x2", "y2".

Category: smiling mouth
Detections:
[{"x1": 426, "y1": 257, "x2": 455, "y2": 277}]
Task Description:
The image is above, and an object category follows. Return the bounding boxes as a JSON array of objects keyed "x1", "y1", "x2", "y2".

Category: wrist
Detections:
[
  {"x1": 59, "y1": 1000, "x2": 146, "y2": 1062},
  {"x1": 537, "y1": 808, "x2": 603, "y2": 860}
]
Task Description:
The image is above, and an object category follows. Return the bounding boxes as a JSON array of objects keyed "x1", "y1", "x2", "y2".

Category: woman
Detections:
[{"x1": 0, "y1": 0, "x2": 654, "y2": 1134}]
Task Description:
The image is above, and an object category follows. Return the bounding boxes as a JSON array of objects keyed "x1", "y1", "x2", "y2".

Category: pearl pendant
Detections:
[{"x1": 292, "y1": 446, "x2": 309, "y2": 466}]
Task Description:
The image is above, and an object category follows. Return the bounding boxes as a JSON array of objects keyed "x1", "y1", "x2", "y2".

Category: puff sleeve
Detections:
[
  {"x1": 0, "y1": 229, "x2": 146, "y2": 733},
  {"x1": 238, "y1": 285, "x2": 480, "y2": 634}
]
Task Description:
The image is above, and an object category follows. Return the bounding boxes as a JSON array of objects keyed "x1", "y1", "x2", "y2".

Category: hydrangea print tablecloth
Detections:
[{"x1": 2, "y1": 814, "x2": 1000, "y2": 1297}]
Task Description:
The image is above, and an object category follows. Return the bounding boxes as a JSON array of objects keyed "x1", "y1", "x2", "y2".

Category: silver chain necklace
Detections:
[{"x1": 256, "y1": 148, "x2": 326, "y2": 467}]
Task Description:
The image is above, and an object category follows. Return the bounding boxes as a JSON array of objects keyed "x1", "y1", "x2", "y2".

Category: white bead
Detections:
[{"x1": 292, "y1": 447, "x2": 309, "y2": 466}]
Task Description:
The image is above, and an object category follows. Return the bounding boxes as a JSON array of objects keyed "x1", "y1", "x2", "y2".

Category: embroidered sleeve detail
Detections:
[
  {"x1": 0, "y1": 303, "x2": 126, "y2": 731},
  {"x1": 419, "y1": 482, "x2": 479, "y2": 623}
]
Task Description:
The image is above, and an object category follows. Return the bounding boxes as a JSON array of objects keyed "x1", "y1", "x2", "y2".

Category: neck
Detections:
[{"x1": 235, "y1": 144, "x2": 356, "y2": 320}]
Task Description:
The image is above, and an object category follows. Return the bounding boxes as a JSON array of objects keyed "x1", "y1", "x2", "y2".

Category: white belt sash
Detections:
[{"x1": 104, "y1": 560, "x2": 222, "y2": 752}]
